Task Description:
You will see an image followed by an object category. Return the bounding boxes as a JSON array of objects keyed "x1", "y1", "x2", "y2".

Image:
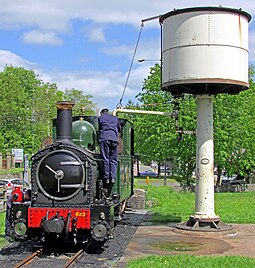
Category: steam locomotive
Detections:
[{"x1": 10, "y1": 101, "x2": 134, "y2": 246}]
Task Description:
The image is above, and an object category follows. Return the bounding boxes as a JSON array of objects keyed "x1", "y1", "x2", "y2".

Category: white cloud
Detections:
[
  {"x1": 0, "y1": 49, "x2": 149, "y2": 111},
  {"x1": 102, "y1": 44, "x2": 134, "y2": 56},
  {"x1": 0, "y1": 1, "x2": 72, "y2": 32},
  {"x1": 102, "y1": 36, "x2": 161, "y2": 62},
  {"x1": 22, "y1": 30, "x2": 63, "y2": 45},
  {"x1": 46, "y1": 69, "x2": 144, "y2": 110},
  {"x1": 85, "y1": 26, "x2": 106, "y2": 43},
  {"x1": 0, "y1": 50, "x2": 38, "y2": 69},
  {"x1": 0, "y1": 1, "x2": 253, "y2": 43}
]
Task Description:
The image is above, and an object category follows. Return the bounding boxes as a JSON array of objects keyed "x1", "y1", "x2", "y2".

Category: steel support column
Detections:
[
  {"x1": 177, "y1": 95, "x2": 232, "y2": 231},
  {"x1": 195, "y1": 95, "x2": 215, "y2": 218}
]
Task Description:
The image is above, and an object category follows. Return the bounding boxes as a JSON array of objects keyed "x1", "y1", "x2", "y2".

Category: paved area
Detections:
[{"x1": 117, "y1": 219, "x2": 255, "y2": 267}]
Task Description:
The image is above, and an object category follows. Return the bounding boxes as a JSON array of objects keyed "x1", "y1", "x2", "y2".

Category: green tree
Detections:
[
  {"x1": 214, "y1": 73, "x2": 255, "y2": 179},
  {"x1": 0, "y1": 66, "x2": 98, "y2": 157},
  {"x1": 132, "y1": 64, "x2": 255, "y2": 185},
  {"x1": 31, "y1": 82, "x2": 64, "y2": 152},
  {"x1": 0, "y1": 66, "x2": 63, "y2": 155},
  {"x1": 64, "y1": 89, "x2": 96, "y2": 116},
  {"x1": 132, "y1": 64, "x2": 196, "y2": 184},
  {"x1": 134, "y1": 64, "x2": 175, "y2": 163},
  {"x1": 173, "y1": 94, "x2": 196, "y2": 185}
]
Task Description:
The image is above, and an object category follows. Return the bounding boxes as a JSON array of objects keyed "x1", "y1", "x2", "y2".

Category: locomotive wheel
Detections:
[
  {"x1": 13, "y1": 219, "x2": 27, "y2": 239},
  {"x1": 91, "y1": 220, "x2": 111, "y2": 242},
  {"x1": 93, "y1": 224, "x2": 107, "y2": 239}
]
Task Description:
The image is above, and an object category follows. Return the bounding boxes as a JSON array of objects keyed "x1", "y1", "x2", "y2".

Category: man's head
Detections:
[{"x1": 100, "y1": 108, "x2": 109, "y2": 115}]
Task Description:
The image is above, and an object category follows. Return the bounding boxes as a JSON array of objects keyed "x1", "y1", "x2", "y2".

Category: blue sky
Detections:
[{"x1": 0, "y1": 1, "x2": 254, "y2": 112}]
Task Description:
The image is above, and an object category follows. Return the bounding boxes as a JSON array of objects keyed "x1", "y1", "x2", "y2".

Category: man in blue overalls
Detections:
[{"x1": 98, "y1": 108, "x2": 120, "y2": 184}]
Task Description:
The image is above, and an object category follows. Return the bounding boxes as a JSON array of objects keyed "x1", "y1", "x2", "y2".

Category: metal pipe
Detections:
[
  {"x1": 113, "y1": 108, "x2": 172, "y2": 116},
  {"x1": 141, "y1": 14, "x2": 161, "y2": 23}
]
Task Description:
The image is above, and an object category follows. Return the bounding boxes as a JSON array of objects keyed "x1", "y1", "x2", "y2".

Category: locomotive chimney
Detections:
[{"x1": 56, "y1": 101, "x2": 75, "y2": 143}]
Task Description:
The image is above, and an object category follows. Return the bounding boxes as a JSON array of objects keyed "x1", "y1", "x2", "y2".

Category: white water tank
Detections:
[{"x1": 160, "y1": 7, "x2": 251, "y2": 95}]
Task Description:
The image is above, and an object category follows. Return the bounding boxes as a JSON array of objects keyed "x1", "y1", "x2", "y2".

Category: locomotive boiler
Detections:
[{"x1": 10, "y1": 101, "x2": 134, "y2": 246}]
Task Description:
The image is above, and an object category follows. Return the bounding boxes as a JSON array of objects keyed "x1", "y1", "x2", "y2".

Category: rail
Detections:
[
  {"x1": 63, "y1": 249, "x2": 84, "y2": 268},
  {"x1": 14, "y1": 247, "x2": 84, "y2": 268},
  {"x1": 14, "y1": 248, "x2": 43, "y2": 268}
]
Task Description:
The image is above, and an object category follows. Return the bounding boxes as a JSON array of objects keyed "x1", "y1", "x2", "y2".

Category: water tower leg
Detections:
[{"x1": 177, "y1": 95, "x2": 232, "y2": 231}]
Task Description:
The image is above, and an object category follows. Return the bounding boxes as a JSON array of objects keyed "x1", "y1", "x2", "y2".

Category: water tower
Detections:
[{"x1": 160, "y1": 7, "x2": 251, "y2": 230}]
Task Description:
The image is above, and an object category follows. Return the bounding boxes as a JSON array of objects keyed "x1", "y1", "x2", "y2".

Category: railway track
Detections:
[
  {"x1": 14, "y1": 248, "x2": 84, "y2": 268},
  {"x1": 0, "y1": 210, "x2": 146, "y2": 268}
]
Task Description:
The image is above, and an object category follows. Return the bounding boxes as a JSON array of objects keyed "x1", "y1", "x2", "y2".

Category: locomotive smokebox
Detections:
[{"x1": 56, "y1": 101, "x2": 75, "y2": 143}]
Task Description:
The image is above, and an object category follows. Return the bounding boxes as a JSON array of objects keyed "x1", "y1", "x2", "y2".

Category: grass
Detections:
[
  {"x1": 0, "y1": 211, "x2": 8, "y2": 248},
  {"x1": 215, "y1": 191, "x2": 255, "y2": 223},
  {"x1": 0, "y1": 179, "x2": 254, "y2": 267},
  {"x1": 126, "y1": 182, "x2": 255, "y2": 267},
  {"x1": 126, "y1": 255, "x2": 255, "y2": 268},
  {"x1": 135, "y1": 177, "x2": 176, "y2": 185},
  {"x1": 0, "y1": 168, "x2": 23, "y2": 176},
  {"x1": 136, "y1": 183, "x2": 255, "y2": 224}
]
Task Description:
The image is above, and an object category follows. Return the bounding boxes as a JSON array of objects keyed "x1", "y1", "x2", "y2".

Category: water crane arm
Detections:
[{"x1": 112, "y1": 108, "x2": 172, "y2": 117}]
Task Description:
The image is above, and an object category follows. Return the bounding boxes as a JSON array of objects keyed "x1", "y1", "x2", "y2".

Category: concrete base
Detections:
[{"x1": 176, "y1": 217, "x2": 233, "y2": 232}]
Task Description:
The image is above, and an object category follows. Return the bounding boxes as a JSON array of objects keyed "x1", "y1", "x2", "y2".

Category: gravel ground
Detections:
[
  {"x1": 0, "y1": 209, "x2": 147, "y2": 268},
  {"x1": 73, "y1": 209, "x2": 147, "y2": 268}
]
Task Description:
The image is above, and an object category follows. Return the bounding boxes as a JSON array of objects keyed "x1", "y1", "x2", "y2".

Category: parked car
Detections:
[
  {"x1": 160, "y1": 167, "x2": 172, "y2": 176},
  {"x1": 0, "y1": 180, "x2": 7, "y2": 199},
  {"x1": 247, "y1": 172, "x2": 255, "y2": 183},
  {"x1": 0, "y1": 178, "x2": 30, "y2": 197},
  {"x1": 221, "y1": 174, "x2": 248, "y2": 185},
  {"x1": 139, "y1": 170, "x2": 158, "y2": 178}
]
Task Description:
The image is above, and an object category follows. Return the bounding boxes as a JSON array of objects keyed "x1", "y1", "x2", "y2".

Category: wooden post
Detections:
[
  {"x1": 6, "y1": 152, "x2": 11, "y2": 169},
  {"x1": 0, "y1": 153, "x2": 2, "y2": 170}
]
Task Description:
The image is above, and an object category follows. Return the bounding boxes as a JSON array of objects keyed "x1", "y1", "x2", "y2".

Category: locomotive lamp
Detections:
[{"x1": 160, "y1": 6, "x2": 251, "y2": 231}]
